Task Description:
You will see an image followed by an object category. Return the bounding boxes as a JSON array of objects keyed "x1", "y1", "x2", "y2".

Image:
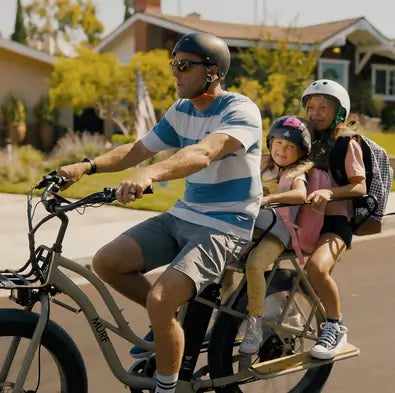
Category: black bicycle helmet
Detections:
[
  {"x1": 172, "y1": 32, "x2": 230, "y2": 79},
  {"x1": 266, "y1": 116, "x2": 312, "y2": 154}
]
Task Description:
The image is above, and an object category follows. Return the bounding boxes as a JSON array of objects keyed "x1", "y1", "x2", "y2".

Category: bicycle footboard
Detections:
[{"x1": 250, "y1": 343, "x2": 359, "y2": 380}]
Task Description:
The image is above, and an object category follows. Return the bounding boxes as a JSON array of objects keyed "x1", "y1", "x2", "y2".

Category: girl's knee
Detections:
[{"x1": 306, "y1": 260, "x2": 329, "y2": 280}]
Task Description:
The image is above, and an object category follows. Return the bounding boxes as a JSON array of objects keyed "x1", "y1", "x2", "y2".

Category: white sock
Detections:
[{"x1": 154, "y1": 372, "x2": 178, "y2": 393}]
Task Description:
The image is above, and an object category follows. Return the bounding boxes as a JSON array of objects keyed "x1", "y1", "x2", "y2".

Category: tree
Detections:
[
  {"x1": 230, "y1": 32, "x2": 318, "y2": 122},
  {"x1": 11, "y1": 0, "x2": 27, "y2": 44},
  {"x1": 23, "y1": 0, "x2": 104, "y2": 51},
  {"x1": 48, "y1": 48, "x2": 176, "y2": 136}
]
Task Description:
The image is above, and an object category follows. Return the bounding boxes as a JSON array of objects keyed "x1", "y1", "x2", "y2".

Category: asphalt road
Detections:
[{"x1": 0, "y1": 236, "x2": 394, "y2": 393}]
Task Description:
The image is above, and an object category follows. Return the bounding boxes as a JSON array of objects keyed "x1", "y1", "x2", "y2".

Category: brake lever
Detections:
[{"x1": 35, "y1": 171, "x2": 69, "y2": 190}]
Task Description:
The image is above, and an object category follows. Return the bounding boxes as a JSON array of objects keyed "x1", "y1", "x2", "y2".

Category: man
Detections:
[{"x1": 58, "y1": 32, "x2": 262, "y2": 393}]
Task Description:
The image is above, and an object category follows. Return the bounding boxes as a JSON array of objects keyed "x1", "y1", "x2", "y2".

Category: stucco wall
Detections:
[
  {"x1": 0, "y1": 49, "x2": 72, "y2": 129},
  {"x1": 102, "y1": 29, "x2": 136, "y2": 64}
]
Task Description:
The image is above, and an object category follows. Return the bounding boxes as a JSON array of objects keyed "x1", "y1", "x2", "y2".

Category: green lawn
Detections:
[{"x1": 364, "y1": 131, "x2": 395, "y2": 155}]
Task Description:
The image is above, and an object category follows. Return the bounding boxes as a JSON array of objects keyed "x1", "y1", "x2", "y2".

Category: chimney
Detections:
[{"x1": 132, "y1": 0, "x2": 160, "y2": 12}]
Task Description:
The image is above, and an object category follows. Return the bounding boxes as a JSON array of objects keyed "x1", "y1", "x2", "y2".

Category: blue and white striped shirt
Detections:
[{"x1": 141, "y1": 91, "x2": 262, "y2": 240}]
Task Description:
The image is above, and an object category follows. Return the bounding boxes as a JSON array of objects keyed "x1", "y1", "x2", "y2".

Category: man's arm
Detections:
[
  {"x1": 145, "y1": 133, "x2": 241, "y2": 182},
  {"x1": 58, "y1": 139, "x2": 155, "y2": 185},
  {"x1": 116, "y1": 133, "x2": 242, "y2": 202}
]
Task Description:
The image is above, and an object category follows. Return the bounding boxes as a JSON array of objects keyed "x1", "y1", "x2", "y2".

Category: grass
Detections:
[{"x1": 364, "y1": 131, "x2": 395, "y2": 155}]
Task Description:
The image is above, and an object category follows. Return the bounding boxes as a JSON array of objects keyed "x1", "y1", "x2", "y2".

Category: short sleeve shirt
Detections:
[{"x1": 141, "y1": 91, "x2": 263, "y2": 240}]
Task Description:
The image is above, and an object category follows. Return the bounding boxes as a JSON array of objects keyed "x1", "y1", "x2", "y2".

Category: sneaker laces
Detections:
[{"x1": 317, "y1": 322, "x2": 347, "y2": 348}]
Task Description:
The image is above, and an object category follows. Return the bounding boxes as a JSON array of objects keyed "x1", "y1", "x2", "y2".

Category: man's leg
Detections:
[
  {"x1": 147, "y1": 268, "x2": 195, "y2": 392},
  {"x1": 92, "y1": 234, "x2": 152, "y2": 307}
]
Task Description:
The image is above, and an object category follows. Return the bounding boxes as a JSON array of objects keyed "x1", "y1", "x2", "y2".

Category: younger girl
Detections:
[{"x1": 240, "y1": 115, "x2": 314, "y2": 354}]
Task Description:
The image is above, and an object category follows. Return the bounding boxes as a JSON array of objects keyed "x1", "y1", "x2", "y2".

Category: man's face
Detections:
[{"x1": 169, "y1": 52, "x2": 207, "y2": 99}]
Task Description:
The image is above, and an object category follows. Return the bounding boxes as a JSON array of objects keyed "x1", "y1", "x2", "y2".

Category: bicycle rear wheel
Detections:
[
  {"x1": 0, "y1": 308, "x2": 87, "y2": 393},
  {"x1": 208, "y1": 273, "x2": 333, "y2": 393}
]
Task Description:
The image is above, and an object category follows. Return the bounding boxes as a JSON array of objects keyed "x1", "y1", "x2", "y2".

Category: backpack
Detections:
[
  {"x1": 329, "y1": 132, "x2": 393, "y2": 236},
  {"x1": 278, "y1": 168, "x2": 331, "y2": 265}
]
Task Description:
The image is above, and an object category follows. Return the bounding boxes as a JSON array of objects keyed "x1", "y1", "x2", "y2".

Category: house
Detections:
[
  {"x1": 0, "y1": 37, "x2": 73, "y2": 147},
  {"x1": 97, "y1": 0, "x2": 395, "y2": 129}
]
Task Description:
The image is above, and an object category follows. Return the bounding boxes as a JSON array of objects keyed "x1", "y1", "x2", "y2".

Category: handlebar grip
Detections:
[
  {"x1": 36, "y1": 172, "x2": 69, "y2": 190},
  {"x1": 144, "y1": 185, "x2": 154, "y2": 194},
  {"x1": 105, "y1": 185, "x2": 154, "y2": 200}
]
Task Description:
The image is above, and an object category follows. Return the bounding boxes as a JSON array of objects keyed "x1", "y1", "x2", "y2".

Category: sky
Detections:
[{"x1": 1, "y1": 0, "x2": 395, "y2": 41}]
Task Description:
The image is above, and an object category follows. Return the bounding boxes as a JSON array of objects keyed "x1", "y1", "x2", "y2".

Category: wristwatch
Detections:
[{"x1": 81, "y1": 157, "x2": 97, "y2": 175}]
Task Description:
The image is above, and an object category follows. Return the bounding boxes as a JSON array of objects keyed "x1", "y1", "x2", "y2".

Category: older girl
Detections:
[{"x1": 302, "y1": 79, "x2": 366, "y2": 360}]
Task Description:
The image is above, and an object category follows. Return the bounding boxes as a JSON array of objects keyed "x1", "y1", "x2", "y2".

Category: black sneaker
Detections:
[{"x1": 310, "y1": 321, "x2": 348, "y2": 360}]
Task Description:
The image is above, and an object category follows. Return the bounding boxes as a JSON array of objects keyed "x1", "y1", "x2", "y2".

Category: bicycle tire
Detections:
[
  {"x1": 207, "y1": 280, "x2": 333, "y2": 393},
  {"x1": 0, "y1": 308, "x2": 87, "y2": 393}
]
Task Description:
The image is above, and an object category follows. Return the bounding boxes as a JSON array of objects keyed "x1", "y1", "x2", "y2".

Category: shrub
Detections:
[
  {"x1": 0, "y1": 145, "x2": 44, "y2": 183},
  {"x1": 110, "y1": 133, "x2": 136, "y2": 145},
  {"x1": 1, "y1": 96, "x2": 26, "y2": 124},
  {"x1": 48, "y1": 131, "x2": 110, "y2": 167}
]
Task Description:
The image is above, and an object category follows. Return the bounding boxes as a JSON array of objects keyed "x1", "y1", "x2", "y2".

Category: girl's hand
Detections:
[
  {"x1": 261, "y1": 195, "x2": 272, "y2": 206},
  {"x1": 307, "y1": 189, "x2": 333, "y2": 210}
]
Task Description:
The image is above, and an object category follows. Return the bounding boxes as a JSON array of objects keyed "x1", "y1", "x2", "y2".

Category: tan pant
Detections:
[{"x1": 246, "y1": 234, "x2": 285, "y2": 316}]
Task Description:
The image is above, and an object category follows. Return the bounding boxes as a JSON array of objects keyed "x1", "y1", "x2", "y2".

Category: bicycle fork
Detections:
[{"x1": 0, "y1": 294, "x2": 49, "y2": 393}]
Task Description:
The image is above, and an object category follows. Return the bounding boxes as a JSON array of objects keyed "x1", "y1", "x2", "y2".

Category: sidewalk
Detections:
[
  {"x1": 1, "y1": 192, "x2": 395, "y2": 271},
  {"x1": 0, "y1": 193, "x2": 158, "y2": 271}
]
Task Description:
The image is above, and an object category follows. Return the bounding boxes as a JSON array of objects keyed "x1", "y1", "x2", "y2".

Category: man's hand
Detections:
[
  {"x1": 307, "y1": 189, "x2": 333, "y2": 211},
  {"x1": 57, "y1": 162, "x2": 90, "y2": 188},
  {"x1": 116, "y1": 169, "x2": 153, "y2": 204}
]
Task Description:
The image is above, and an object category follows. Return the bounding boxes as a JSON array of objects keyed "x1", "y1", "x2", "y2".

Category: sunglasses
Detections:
[{"x1": 168, "y1": 59, "x2": 207, "y2": 73}]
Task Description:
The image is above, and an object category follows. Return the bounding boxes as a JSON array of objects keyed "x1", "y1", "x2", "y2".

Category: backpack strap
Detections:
[
  {"x1": 329, "y1": 134, "x2": 351, "y2": 186},
  {"x1": 277, "y1": 174, "x2": 306, "y2": 267},
  {"x1": 277, "y1": 206, "x2": 306, "y2": 267}
]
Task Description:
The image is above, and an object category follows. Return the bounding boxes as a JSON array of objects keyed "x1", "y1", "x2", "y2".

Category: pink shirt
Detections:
[{"x1": 325, "y1": 139, "x2": 365, "y2": 219}]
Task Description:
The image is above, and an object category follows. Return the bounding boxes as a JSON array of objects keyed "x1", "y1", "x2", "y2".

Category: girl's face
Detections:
[
  {"x1": 271, "y1": 138, "x2": 303, "y2": 167},
  {"x1": 305, "y1": 95, "x2": 338, "y2": 132}
]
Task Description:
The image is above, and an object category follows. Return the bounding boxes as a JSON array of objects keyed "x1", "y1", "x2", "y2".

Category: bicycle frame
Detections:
[
  {"x1": 2, "y1": 247, "x2": 355, "y2": 393},
  {"x1": 0, "y1": 185, "x2": 365, "y2": 393}
]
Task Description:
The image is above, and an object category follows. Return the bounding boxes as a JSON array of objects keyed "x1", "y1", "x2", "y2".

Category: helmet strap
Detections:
[
  {"x1": 328, "y1": 106, "x2": 346, "y2": 131},
  {"x1": 189, "y1": 67, "x2": 218, "y2": 101}
]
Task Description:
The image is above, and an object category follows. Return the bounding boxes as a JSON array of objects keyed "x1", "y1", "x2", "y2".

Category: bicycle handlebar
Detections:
[
  {"x1": 34, "y1": 172, "x2": 154, "y2": 214},
  {"x1": 261, "y1": 194, "x2": 378, "y2": 211}
]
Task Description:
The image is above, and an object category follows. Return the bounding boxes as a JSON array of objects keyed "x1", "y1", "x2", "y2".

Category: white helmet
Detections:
[{"x1": 301, "y1": 79, "x2": 351, "y2": 121}]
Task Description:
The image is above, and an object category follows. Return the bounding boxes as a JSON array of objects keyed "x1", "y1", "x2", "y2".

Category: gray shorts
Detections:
[{"x1": 123, "y1": 213, "x2": 250, "y2": 293}]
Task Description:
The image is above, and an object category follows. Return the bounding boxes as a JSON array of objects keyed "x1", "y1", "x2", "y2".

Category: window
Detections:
[
  {"x1": 372, "y1": 65, "x2": 395, "y2": 101},
  {"x1": 318, "y1": 59, "x2": 349, "y2": 89}
]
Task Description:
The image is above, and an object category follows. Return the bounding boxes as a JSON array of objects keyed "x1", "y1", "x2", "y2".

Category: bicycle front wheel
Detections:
[
  {"x1": 0, "y1": 308, "x2": 87, "y2": 393},
  {"x1": 208, "y1": 275, "x2": 333, "y2": 393}
]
